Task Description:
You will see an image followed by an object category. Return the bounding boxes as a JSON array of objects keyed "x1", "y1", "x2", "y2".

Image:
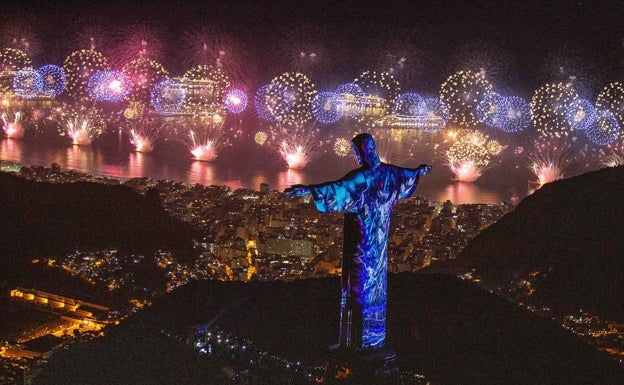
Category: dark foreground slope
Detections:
[
  {"x1": 423, "y1": 165, "x2": 624, "y2": 320},
  {"x1": 35, "y1": 274, "x2": 624, "y2": 385},
  {"x1": 0, "y1": 171, "x2": 198, "y2": 274}
]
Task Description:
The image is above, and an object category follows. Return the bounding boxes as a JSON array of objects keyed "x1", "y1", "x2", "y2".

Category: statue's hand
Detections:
[
  {"x1": 284, "y1": 184, "x2": 311, "y2": 197},
  {"x1": 418, "y1": 164, "x2": 432, "y2": 176}
]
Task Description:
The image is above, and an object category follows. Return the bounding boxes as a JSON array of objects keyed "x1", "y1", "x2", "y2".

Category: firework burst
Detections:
[
  {"x1": 87, "y1": 70, "x2": 132, "y2": 102},
  {"x1": 595, "y1": 81, "x2": 624, "y2": 126},
  {"x1": 150, "y1": 78, "x2": 186, "y2": 115},
  {"x1": 267, "y1": 123, "x2": 327, "y2": 169},
  {"x1": 254, "y1": 131, "x2": 268, "y2": 145},
  {"x1": 537, "y1": 44, "x2": 599, "y2": 98},
  {"x1": 72, "y1": 23, "x2": 111, "y2": 52},
  {"x1": 443, "y1": 129, "x2": 496, "y2": 182},
  {"x1": 599, "y1": 141, "x2": 624, "y2": 167},
  {"x1": 311, "y1": 91, "x2": 342, "y2": 124},
  {"x1": 224, "y1": 88, "x2": 247, "y2": 114},
  {"x1": 439, "y1": 70, "x2": 493, "y2": 128},
  {"x1": 584, "y1": 109, "x2": 620, "y2": 146},
  {"x1": 353, "y1": 70, "x2": 400, "y2": 117},
  {"x1": 122, "y1": 58, "x2": 169, "y2": 103},
  {"x1": 497, "y1": 95, "x2": 531, "y2": 133},
  {"x1": 110, "y1": 23, "x2": 165, "y2": 68},
  {"x1": 528, "y1": 139, "x2": 573, "y2": 186},
  {"x1": 37, "y1": 64, "x2": 67, "y2": 98},
  {"x1": 57, "y1": 103, "x2": 107, "y2": 146},
  {"x1": 12, "y1": 67, "x2": 42, "y2": 99},
  {"x1": 181, "y1": 64, "x2": 231, "y2": 117},
  {"x1": 530, "y1": 82, "x2": 578, "y2": 139},
  {"x1": 362, "y1": 28, "x2": 428, "y2": 89},
  {"x1": 448, "y1": 41, "x2": 518, "y2": 92},
  {"x1": 62, "y1": 49, "x2": 109, "y2": 100},
  {"x1": 173, "y1": 113, "x2": 230, "y2": 161},
  {"x1": 1, "y1": 19, "x2": 41, "y2": 59},
  {"x1": 333, "y1": 137, "x2": 351, "y2": 157},
  {"x1": 1, "y1": 109, "x2": 24, "y2": 139},
  {"x1": 261, "y1": 72, "x2": 317, "y2": 127},
  {"x1": 181, "y1": 25, "x2": 249, "y2": 83},
  {"x1": 125, "y1": 111, "x2": 164, "y2": 153}
]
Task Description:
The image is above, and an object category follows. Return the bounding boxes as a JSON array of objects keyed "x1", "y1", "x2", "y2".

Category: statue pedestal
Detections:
[{"x1": 325, "y1": 344, "x2": 399, "y2": 380}]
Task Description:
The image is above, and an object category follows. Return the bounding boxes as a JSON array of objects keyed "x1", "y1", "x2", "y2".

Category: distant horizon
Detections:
[{"x1": 1, "y1": 135, "x2": 559, "y2": 205}]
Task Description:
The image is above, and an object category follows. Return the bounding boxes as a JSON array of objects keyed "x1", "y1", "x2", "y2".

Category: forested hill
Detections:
[
  {"x1": 423, "y1": 165, "x2": 624, "y2": 320},
  {"x1": 34, "y1": 274, "x2": 624, "y2": 385},
  {"x1": 0, "y1": 171, "x2": 198, "y2": 264}
]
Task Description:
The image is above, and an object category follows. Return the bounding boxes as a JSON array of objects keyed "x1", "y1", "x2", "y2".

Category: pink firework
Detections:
[
  {"x1": 1, "y1": 110, "x2": 24, "y2": 139},
  {"x1": 110, "y1": 23, "x2": 165, "y2": 68},
  {"x1": 183, "y1": 114, "x2": 229, "y2": 162},
  {"x1": 126, "y1": 114, "x2": 163, "y2": 153},
  {"x1": 181, "y1": 25, "x2": 249, "y2": 83},
  {"x1": 58, "y1": 104, "x2": 107, "y2": 146},
  {"x1": 448, "y1": 161, "x2": 485, "y2": 183},
  {"x1": 528, "y1": 139, "x2": 573, "y2": 186},
  {"x1": 1, "y1": 19, "x2": 41, "y2": 59},
  {"x1": 443, "y1": 129, "x2": 494, "y2": 182},
  {"x1": 271, "y1": 124, "x2": 326, "y2": 169}
]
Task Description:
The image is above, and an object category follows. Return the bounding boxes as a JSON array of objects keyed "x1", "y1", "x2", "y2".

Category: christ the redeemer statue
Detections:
[{"x1": 285, "y1": 133, "x2": 431, "y2": 351}]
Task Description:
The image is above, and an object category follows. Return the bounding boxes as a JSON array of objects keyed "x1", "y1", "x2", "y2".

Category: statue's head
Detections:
[{"x1": 351, "y1": 133, "x2": 381, "y2": 168}]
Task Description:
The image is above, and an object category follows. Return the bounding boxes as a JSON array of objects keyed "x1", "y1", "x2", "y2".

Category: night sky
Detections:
[{"x1": 2, "y1": 0, "x2": 624, "y2": 96}]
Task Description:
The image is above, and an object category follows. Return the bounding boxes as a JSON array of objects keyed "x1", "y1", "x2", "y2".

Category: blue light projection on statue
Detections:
[{"x1": 285, "y1": 133, "x2": 431, "y2": 351}]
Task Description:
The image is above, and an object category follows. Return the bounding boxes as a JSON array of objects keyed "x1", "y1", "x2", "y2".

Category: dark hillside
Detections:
[
  {"x1": 35, "y1": 274, "x2": 624, "y2": 385},
  {"x1": 0, "y1": 171, "x2": 199, "y2": 267},
  {"x1": 423, "y1": 166, "x2": 624, "y2": 320}
]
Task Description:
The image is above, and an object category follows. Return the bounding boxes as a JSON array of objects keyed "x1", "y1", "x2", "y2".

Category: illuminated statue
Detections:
[{"x1": 285, "y1": 133, "x2": 431, "y2": 351}]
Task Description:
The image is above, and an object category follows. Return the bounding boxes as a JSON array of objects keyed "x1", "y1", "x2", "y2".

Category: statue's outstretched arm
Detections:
[
  {"x1": 417, "y1": 164, "x2": 432, "y2": 176},
  {"x1": 284, "y1": 184, "x2": 311, "y2": 197}
]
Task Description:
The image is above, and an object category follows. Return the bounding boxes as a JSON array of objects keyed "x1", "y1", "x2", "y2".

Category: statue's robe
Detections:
[{"x1": 309, "y1": 163, "x2": 421, "y2": 350}]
